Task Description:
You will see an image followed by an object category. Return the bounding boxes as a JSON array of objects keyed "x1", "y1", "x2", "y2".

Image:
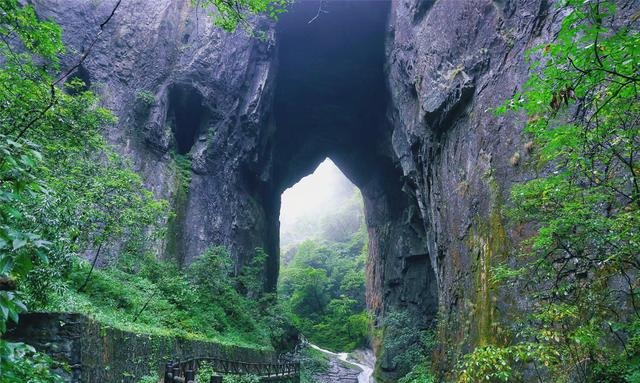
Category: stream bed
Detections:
[{"x1": 309, "y1": 343, "x2": 374, "y2": 383}]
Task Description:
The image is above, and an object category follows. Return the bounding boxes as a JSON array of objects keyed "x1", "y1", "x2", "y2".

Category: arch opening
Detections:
[
  {"x1": 278, "y1": 158, "x2": 368, "y2": 352},
  {"x1": 168, "y1": 84, "x2": 207, "y2": 155},
  {"x1": 267, "y1": 1, "x2": 440, "y2": 377}
]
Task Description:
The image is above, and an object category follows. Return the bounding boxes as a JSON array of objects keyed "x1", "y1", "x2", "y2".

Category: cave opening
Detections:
[
  {"x1": 269, "y1": 0, "x2": 394, "y2": 301},
  {"x1": 66, "y1": 65, "x2": 91, "y2": 94},
  {"x1": 268, "y1": 1, "x2": 439, "y2": 359},
  {"x1": 168, "y1": 84, "x2": 207, "y2": 155},
  {"x1": 280, "y1": 158, "x2": 364, "y2": 249},
  {"x1": 278, "y1": 157, "x2": 368, "y2": 352}
]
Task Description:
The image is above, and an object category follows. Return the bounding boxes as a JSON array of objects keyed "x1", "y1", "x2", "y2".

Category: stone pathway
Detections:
[
  {"x1": 313, "y1": 355, "x2": 361, "y2": 383},
  {"x1": 309, "y1": 344, "x2": 374, "y2": 383}
]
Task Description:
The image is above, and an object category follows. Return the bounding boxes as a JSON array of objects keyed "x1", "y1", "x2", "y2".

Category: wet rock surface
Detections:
[
  {"x1": 314, "y1": 358, "x2": 361, "y2": 383},
  {"x1": 308, "y1": 344, "x2": 373, "y2": 383},
  {"x1": 383, "y1": 0, "x2": 563, "y2": 376},
  {"x1": 34, "y1": 0, "x2": 281, "y2": 286}
]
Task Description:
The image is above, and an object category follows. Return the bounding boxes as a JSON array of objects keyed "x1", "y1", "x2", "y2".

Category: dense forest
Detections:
[
  {"x1": 279, "y1": 174, "x2": 370, "y2": 352},
  {"x1": 0, "y1": 0, "x2": 639, "y2": 382}
]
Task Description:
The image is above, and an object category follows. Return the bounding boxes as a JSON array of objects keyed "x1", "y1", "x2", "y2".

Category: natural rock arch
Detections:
[
  {"x1": 37, "y1": 0, "x2": 440, "y2": 337},
  {"x1": 266, "y1": 1, "x2": 438, "y2": 327},
  {"x1": 35, "y1": 0, "x2": 556, "y2": 375}
]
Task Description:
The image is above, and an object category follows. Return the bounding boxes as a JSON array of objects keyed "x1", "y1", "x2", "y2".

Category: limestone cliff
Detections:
[
  {"x1": 35, "y1": 0, "x2": 281, "y2": 287},
  {"x1": 34, "y1": 0, "x2": 602, "y2": 379},
  {"x1": 385, "y1": 0, "x2": 557, "y2": 374}
]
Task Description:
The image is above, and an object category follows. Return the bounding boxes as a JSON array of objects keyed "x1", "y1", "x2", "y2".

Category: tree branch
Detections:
[{"x1": 78, "y1": 244, "x2": 102, "y2": 292}]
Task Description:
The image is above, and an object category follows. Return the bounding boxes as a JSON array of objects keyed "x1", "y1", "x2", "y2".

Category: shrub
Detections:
[
  {"x1": 135, "y1": 90, "x2": 156, "y2": 107},
  {"x1": 382, "y1": 311, "x2": 435, "y2": 377}
]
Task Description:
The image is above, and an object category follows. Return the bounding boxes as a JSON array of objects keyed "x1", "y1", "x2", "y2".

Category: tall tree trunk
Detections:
[{"x1": 78, "y1": 244, "x2": 102, "y2": 292}]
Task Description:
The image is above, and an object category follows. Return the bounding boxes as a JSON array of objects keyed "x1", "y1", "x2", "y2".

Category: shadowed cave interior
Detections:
[
  {"x1": 163, "y1": 0, "x2": 440, "y2": 325},
  {"x1": 266, "y1": 0, "x2": 439, "y2": 324},
  {"x1": 168, "y1": 84, "x2": 208, "y2": 155}
]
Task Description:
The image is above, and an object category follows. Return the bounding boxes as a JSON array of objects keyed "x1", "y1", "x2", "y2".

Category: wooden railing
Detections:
[{"x1": 164, "y1": 357, "x2": 300, "y2": 383}]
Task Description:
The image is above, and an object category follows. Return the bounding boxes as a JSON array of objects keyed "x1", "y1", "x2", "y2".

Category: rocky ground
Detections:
[
  {"x1": 309, "y1": 344, "x2": 374, "y2": 383},
  {"x1": 313, "y1": 356, "x2": 361, "y2": 383}
]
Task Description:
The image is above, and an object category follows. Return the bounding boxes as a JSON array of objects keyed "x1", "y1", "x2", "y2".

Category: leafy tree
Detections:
[
  {"x1": 195, "y1": 0, "x2": 289, "y2": 32},
  {"x1": 0, "y1": 0, "x2": 167, "y2": 379},
  {"x1": 461, "y1": 1, "x2": 640, "y2": 381},
  {"x1": 340, "y1": 270, "x2": 365, "y2": 306},
  {"x1": 284, "y1": 267, "x2": 330, "y2": 319},
  {"x1": 382, "y1": 311, "x2": 436, "y2": 379},
  {"x1": 291, "y1": 240, "x2": 332, "y2": 271},
  {"x1": 237, "y1": 247, "x2": 268, "y2": 298},
  {"x1": 190, "y1": 246, "x2": 234, "y2": 294},
  {"x1": 311, "y1": 297, "x2": 370, "y2": 351}
]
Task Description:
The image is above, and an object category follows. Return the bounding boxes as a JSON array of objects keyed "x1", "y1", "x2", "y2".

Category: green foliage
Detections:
[
  {"x1": 1, "y1": 0, "x2": 168, "y2": 301},
  {"x1": 137, "y1": 374, "x2": 159, "y2": 383},
  {"x1": 171, "y1": 151, "x2": 192, "y2": 193},
  {"x1": 0, "y1": 342, "x2": 66, "y2": 383},
  {"x1": 279, "y1": 220, "x2": 369, "y2": 351},
  {"x1": 195, "y1": 365, "x2": 262, "y2": 383},
  {"x1": 258, "y1": 293, "x2": 298, "y2": 351},
  {"x1": 190, "y1": 246, "x2": 234, "y2": 293},
  {"x1": 0, "y1": 0, "x2": 62, "y2": 344},
  {"x1": 458, "y1": 343, "x2": 556, "y2": 383},
  {"x1": 310, "y1": 297, "x2": 371, "y2": 352},
  {"x1": 299, "y1": 346, "x2": 330, "y2": 383},
  {"x1": 195, "y1": 0, "x2": 289, "y2": 33},
  {"x1": 223, "y1": 374, "x2": 261, "y2": 383},
  {"x1": 462, "y1": 1, "x2": 640, "y2": 381},
  {"x1": 0, "y1": 0, "x2": 168, "y2": 379},
  {"x1": 281, "y1": 265, "x2": 330, "y2": 319},
  {"x1": 398, "y1": 364, "x2": 436, "y2": 383},
  {"x1": 195, "y1": 361, "x2": 216, "y2": 383},
  {"x1": 382, "y1": 311, "x2": 436, "y2": 379},
  {"x1": 45, "y1": 247, "x2": 289, "y2": 350},
  {"x1": 135, "y1": 90, "x2": 156, "y2": 107},
  {"x1": 237, "y1": 247, "x2": 268, "y2": 297}
]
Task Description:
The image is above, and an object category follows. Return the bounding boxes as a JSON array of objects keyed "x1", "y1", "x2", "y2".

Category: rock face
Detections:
[
  {"x1": 314, "y1": 358, "x2": 361, "y2": 383},
  {"x1": 384, "y1": 0, "x2": 559, "y2": 374},
  {"x1": 35, "y1": 0, "x2": 281, "y2": 286},
  {"x1": 35, "y1": 0, "x2": 590, "y2": 378},
  {"x1": 36, "y1": 0, "x2": 439, "y2": 314}
]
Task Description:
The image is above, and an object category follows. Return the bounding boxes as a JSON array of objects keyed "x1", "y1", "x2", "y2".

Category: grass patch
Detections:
[{"x1": 41, "y1": 248, "x2": 282, "y2": 350}]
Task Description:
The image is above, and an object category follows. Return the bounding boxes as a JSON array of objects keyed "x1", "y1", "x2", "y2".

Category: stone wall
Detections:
[{"x1": 6, "y1": 313, "x2": 276, "y2": 383}]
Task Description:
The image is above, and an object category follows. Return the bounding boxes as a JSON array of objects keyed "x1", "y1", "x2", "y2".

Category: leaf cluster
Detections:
[{"x1": 195, "y1": 0, "x2": 290, "y2": 33}]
